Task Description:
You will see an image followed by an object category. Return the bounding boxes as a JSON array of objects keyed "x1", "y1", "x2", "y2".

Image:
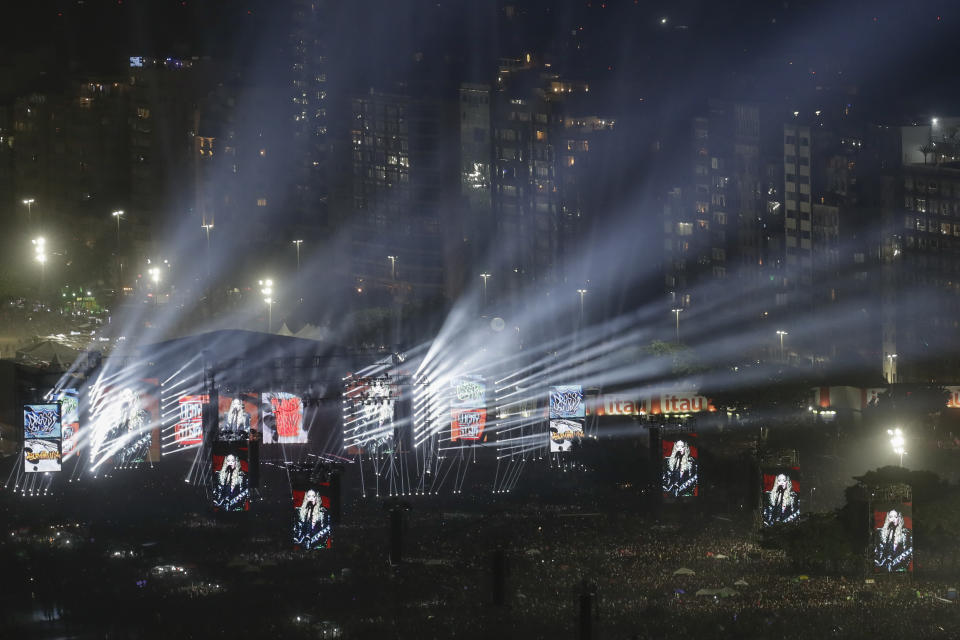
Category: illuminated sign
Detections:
[
  {"x1": 24, "y1": 404, "x2": 61, "y2": 473},
  {"x1": 592, "y1": 396, "x2": 646, "y2": 416},
  {"x1": 650, "y1": 394, "x2": 714, "y2": 415}
]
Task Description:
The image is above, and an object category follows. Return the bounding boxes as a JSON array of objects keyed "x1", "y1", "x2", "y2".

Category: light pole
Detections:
[
  {"x1": 293, "y1": 240, "x2": 304, "y2": 272},
  {"x1": 201, "y1": 223, "x2": 214, "y2": 249},
  {"x1": 777, "y1": 330, "x2": 788, "y2": 361},
  {"x1": 22, "y1": 198, "x2": 35, "y2": 223},
  {"x1": 577, "y1": 288, "x2": 588, "y2": 326},
  {"x1": 388, "y1": 255, "x2": 397, "y2": 281},
  {"x1": 480, "y1": 273, "x2": 491, "y2": 306},
  {"x1": 259, "y1": 279, "x2": 274, "y2": 332},
  {"x1": 149, "y1": 267, "x2": 160, "y2": 305},
  {"x1": 112, "y1": 210, "x2": 124, "y2": 244},
  {"x1": 671, "y1": 308, "x2": 682, "y2": 343},
  {"x1": 32, "y1": 237, "x2": 46, "y2": 289},
  {"x1": 888, "y1": 428, "x2": 906, "y2": 467}
]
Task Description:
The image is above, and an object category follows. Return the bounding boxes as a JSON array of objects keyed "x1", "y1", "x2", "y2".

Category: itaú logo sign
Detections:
[
  {"x1": 593, "y1": 397, "x2": 646, "y2": 416},
  {"x1": 650, "y1": 394, "x2": 714, "y2": 415}
]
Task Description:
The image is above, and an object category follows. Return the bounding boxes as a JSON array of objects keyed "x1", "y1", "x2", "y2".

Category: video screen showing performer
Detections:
[
  {"x1": 661, "y1": 437, "x2": 699, "y2": 498},
  {"x1": 217, "y1": 394, "x2": 257, "y2": 442},
  {"x1": 292, "y1": 485, "x2": 332, "y2": 550},
  {"x1": 211, "y1": 444, "x2": 249, "y2": 512},
  {"x1": 873, "y1": 505, "x2": 914, "y2": 572},
  {"x1": 762, "y1": 471, "x2": 800, "y2": 526}
]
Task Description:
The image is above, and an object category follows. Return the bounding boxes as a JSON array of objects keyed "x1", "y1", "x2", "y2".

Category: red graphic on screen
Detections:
[
  {"x1": 271, "y1": 396, "x2": 303, "y2": 438},
  {"x1": 176, "y1": 395, "x2": 207, "y2": 445},
  {"x1": 451, "y1": 408, "x2": 487, "y2": 441}
]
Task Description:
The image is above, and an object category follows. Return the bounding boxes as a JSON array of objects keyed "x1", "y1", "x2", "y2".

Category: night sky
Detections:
[{"x1": 2, "y1": 0, "x2": 959, "y2": 115}]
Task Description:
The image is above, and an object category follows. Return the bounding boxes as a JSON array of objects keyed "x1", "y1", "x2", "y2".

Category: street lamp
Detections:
[
  {"x1": 293, "y1": 240, "x2": 304, "y2": 272},
  {"x1": 22, "y1": 198, "x2": 35, "y2": 223},
  {"x1": 480, "y1": 273, "x2": 491, "y2": 306},
  {"x1": 33, "y1": 237, "x2": 46, "y2": 288},
  {"x1": 577, "y1": 288, "x2": 588, "y2": 325},
  {"x1": 259, "y1": 278, "x2": 274, "y2": 332},
  {"x1": 201, "y1": 222, "x2": 214, "y2": 245},
  {"x1": 148, "y1": 267, "x2": 161, "y2": 305},
  {"x1": 671, "y1": 308, "x2": 683, "y2": 342},
  {"x1": 388, "y1": 255, "x2": 397, "y2": 280},
  {"x1": 888, "y1": 428, "x2": 906, "y2": 467},
  {"x1": 112, "y1": 210, "x2": 124, "y2": 244},
  {"x1": 776, "y1": 330, "x2": 788, "y2": 361}
]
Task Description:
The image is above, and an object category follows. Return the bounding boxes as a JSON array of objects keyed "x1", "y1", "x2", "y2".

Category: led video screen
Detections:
[
  {"x1": 24, "y1": 404, "x2": 61, "y2": 473},
  {"x1": 343, "y1": 375, "x2": 397, "y2": 451},
  {"x1": 873, "y1": 502, "x2": 913, "y2": 572},
  {"x1": 762, "y1": 470, "x2": 800, "y2": 526},
  {"x1": 549, "y1": 418, "x2": 584, "y2": 452},
  {"x1": 261, "y1": 392, "x2": 306, "y2": 444},
  {"x1": 451, "y1": 408, "x2": 487, "y2": 441},
  {"x1": 661, "y1": 436, "x2": 699, "y2": 498},
  {"x1": 211, "y1": 443, "x2": 250, "y2": 512},
  {"x1": 550, "y1": 385, "x2": 585, "y2": 418},
  {"x1": 56, "y1": 389, "x2": 80, "y2": 458},
  {"x1": 452, "y1": 376, "x2": 486, "y2": 408},
  {"x1": 217, "y1": 393, "x2": 259, "y2": 442},
  {"x1": 292, "y1": 481, "x2": 332, "y2": 550},
  {"x1": 92, "y1": 382, "x2": 160, "y2": 467},
  {"x1": 175, "y1": 394, "x2": 207, "y2": 446}
]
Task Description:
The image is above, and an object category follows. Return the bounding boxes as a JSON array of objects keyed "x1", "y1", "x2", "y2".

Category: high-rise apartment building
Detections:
[
  {"x1": 460, "y1": 59, "x2": 615, "y2": 305},
  {"x1": 881, "y1": 162, "x2": 960, "y2": 383},
  {"x1": 349, "y1": 90, "x2": 456, "y2": 304}
]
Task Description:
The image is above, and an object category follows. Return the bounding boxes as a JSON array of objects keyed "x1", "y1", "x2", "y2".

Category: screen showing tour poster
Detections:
[
  {"x1": 549, "y1": 418, "x2": 584, "y2": 452},
  {"x1": 550, "y1": 385, "x2": 585, "y2": 419},
  {"x1": 24, "y1": 403, "x2": 62, "y2": 473}
]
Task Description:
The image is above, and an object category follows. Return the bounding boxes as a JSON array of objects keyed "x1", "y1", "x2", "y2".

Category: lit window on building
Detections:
[{"x1": 257, "y1": 198, "x2": 267, "y2": 207}]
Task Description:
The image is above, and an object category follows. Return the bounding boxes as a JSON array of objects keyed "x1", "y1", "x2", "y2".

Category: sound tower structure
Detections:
[
  {"x1": 648, "y1": 425, "x2": 662, "y2": 510},
  {"x1": 492, "y1": 548, "x2": 508, "y2": 606},
  {"x1": 577, "y1": 581, "x2": 597, "y2": 640},
  {"x1": 386, "y1": 499, "x2": 411, "y2": 566}
]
